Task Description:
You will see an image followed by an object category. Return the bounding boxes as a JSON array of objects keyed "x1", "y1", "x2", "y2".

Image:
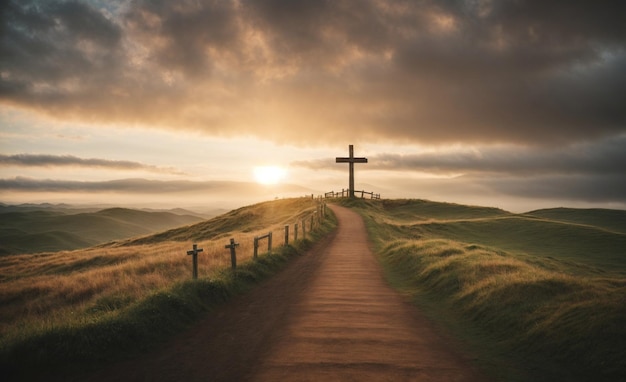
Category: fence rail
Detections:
[
  {"x1": 186, "y1": 201, "x2": 328, "y2": 277},
  {"x1": 324, "y1": 189, "x2": 380, "y2": 199}
]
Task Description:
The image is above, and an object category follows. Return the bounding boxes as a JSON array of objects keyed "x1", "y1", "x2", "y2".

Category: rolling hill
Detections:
[
  {"x1": 116, "y1": 197, "x2": 321, "y2": 246},
  {"x1": 361, "y1": 199, "x2": 626, "y2": 274},
  {"x1": 340, "y1": 198, "x2": 626, "y2": 380},
  {"x1": 0, "y1": 207, "x2": 204, "y2": 255},
  {"x1": 525, "y1": 207, "x2": 626, "y2": 234}
]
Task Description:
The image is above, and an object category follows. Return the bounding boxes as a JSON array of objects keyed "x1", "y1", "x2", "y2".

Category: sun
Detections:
[{"x1": 253, "y1": 166, "x2": 287, "y2": 185}]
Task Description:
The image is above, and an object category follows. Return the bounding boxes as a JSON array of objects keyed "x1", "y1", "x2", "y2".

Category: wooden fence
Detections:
[
  {"x1": 324, "y1": 189, "x2": 380, "y2": 199},
  {"x1": 186, "y1": 202, "x2": 328, "y2": 278}
]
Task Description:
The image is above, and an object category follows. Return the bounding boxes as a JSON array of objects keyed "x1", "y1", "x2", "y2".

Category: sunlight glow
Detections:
[{"x1": 253, "y1": 166, "x2": 287, "y2": 185}]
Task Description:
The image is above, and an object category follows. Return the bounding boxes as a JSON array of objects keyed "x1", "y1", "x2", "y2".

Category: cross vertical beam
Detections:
[{"x1": 336, "y1": 144, "x2": 368, "y2": 198}]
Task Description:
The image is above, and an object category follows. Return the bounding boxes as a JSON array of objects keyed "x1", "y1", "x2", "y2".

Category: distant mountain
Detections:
[
  {"x1": 0, "y1": 207, "x2": 204, "y2": 255},
  {"x1": 138, "y1": 207, "x2": 210, "y2": 219}
]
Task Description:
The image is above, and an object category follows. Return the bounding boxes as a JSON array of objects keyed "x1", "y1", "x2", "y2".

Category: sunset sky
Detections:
[{"x1": 1, "y1": 0, "x2": 625, "y2": 212}]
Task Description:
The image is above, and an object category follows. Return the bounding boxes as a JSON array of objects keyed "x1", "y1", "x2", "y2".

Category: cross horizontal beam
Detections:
[{"x1": 336, "y1": 157, "x2": 367, "y2": 163}]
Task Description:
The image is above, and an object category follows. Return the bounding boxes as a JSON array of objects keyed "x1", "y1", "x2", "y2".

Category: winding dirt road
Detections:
[{"x1": 84, "y1": 204, "x2": 488, "y2": 381}]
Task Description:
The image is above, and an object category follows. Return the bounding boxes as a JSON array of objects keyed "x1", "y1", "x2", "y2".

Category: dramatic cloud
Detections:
[
  {"x1": 479, "y1": 174, "x2": 626, "y2": 203},
  {"x1": 1, "y1": 0, "x2": 625, "y2": 145},
  {"x1": 0, "y1": 154, "x2": 185, "y2": 174},
  {"x1": 370, "y1": 136, "x2": 626, "y2": 176},
  {"x1": 293, "y1": 135, "x2": 626, "y2": 176}
]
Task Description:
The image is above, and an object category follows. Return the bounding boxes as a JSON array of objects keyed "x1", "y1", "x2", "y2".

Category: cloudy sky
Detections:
[{"x1": 1, "y1": 0, "x2": 625, "y2": 212}]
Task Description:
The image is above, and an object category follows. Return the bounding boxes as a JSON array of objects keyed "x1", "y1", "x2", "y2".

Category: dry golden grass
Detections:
[{"x1": 0, "y1": 198, "x2": 321, "y2": 341}]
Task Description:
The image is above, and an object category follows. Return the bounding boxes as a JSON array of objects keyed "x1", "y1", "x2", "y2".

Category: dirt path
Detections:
[{"x1": 84, "y1": 204, "x2": 488, "y2": 381}]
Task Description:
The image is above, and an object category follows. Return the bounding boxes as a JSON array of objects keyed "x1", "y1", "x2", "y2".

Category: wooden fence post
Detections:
[
  {"x1": 253, "y1": 236, "x2": 259, "y2": 259},
  {"x1": 268, "y1": 231, "x2": 272, "y2": 252},
  {"x1": 284, "y1": 224, "x2": 289, "y2": 246},
  {"x1": 186, "y1": 244, "x2": 204, "y2": 280},
  {"x1": 294, "y1": 223, "x2": 298, "y2": 241},
  {"x1": 225, "y1": 238, "x2": 239, "y2": 269}
]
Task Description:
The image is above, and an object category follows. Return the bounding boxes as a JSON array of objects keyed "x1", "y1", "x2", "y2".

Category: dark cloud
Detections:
[
  {"x1": 479, "y1": 174, "x2": 626, "y2": 203},
  {"x1": 126, "y1": 0, "x2": 242, "y2": 76},
  {"x1": 293, "y1": 135, "x2": 626, "y2": 176},
  {"x1": 1, "y1": 1, "x2": 122, "y2": 85},
  {"x1": 1, "y1": 0, "x2": 625, "y2": 145},
  {"x1": 0, "y1": 154, "x2": 185, "y2": 174},
  {"x1": 372, "y1": 136, "x2": 626, "y2": 175}
]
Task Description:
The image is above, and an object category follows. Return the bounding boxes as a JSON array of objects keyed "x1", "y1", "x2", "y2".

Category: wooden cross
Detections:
[
  {"x1": 186, "y1": 244, "x2": 204, "y2": 279},
  {"x1": 225, "y1": 238, "x2": 239, "y2": 269},
  {"x1": 336, "y1": 144, "x2": 368, "y2": 198}
]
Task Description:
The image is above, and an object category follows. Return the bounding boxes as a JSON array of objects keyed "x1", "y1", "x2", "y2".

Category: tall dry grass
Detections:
[{"x1": 0, "y1": 198, "x2": 321, "y2": 343}]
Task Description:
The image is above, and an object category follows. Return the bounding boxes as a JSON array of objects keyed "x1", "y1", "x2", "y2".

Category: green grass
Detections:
[
  {"x1": 525, "y1": 207, "x2": 626, "y2": 234},
  {"x1": 415, "y1": 216, "x2": 626, "y2": 274},
  {"x1": 0, "y1": 198, "x2": 337, "y2": 380},
  {"x1": 338, "y1": 198, "x2": 626, "y2": 381}
]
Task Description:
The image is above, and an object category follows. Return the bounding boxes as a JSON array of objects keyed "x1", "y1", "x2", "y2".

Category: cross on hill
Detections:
[{"x1": 335, "y1": 144, "x2": 368, "y2": 198}]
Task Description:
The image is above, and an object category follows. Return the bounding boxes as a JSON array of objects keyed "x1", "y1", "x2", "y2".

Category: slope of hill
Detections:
[
  {"x1": 340, "y1": 198, "x2": 625, "y2": 380},
  {"x1": 117, "y1": 197, "x2": 320, "y2": 246},
  {"x1": 525, "y1": 207, "x2": 626, "y2": 234},
  {"x1": 0, "y1": 208, "x2": 203, "y2": 255},
  {"x1": 357, "y1": 199, "x2": 625, "y2": 274},
  {"x1": 378, "y1": 198, "x2": 510, "y2": 221},
  {"x1": 415, "y1": 216, "x2": 626, "y2": 273}
]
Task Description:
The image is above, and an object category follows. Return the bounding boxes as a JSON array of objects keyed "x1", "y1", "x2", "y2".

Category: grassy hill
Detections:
[
  {"x1": 3, "y1": 196, "x2": 623, "y2": 380},
  {"x1": 339, "y1": 198, "x2": 625, "y2": 381},
  {"x1": 525, "y1": 207, "x2": 626, "y2": 234},
  {"x1": 0, "y1": 207, "x2": 204, "y2": 255},
  {"x1": 118, "y1": 197, "x2": 321, "y2": 246},
  {"x1": 414, "y1": 215, "x2": 626, "y2": 274},
  {"x1": 0, "y1": 197, "x2": 334, "y2": 380}
]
